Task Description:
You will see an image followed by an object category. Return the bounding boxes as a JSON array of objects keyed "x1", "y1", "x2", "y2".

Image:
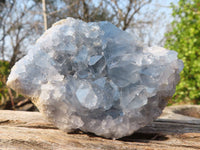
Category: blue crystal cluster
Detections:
[{"x1": 7, "y1": 18, "x2": 183, "y2": 139}]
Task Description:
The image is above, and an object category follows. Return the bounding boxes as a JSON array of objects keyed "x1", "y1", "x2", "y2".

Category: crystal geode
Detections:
[{"x1": 7, "y1": 17, "x2": 183, "y2": 139}]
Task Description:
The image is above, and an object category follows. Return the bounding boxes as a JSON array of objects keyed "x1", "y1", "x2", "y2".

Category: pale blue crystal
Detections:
[{"x1": 7, "y1": 17, "x2": 183, "y2": 139}]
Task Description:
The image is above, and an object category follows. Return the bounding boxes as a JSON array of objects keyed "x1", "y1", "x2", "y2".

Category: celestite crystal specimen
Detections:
[{"x1": 7, "y1": 17, "x2": 183, "y2": 139}]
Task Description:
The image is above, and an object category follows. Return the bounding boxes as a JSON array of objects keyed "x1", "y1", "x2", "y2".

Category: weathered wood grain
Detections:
[{"x1": 0, "y1": 105, "x2": 200, "y2": 150}]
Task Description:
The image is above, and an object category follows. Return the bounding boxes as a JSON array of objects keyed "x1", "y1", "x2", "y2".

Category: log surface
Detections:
[{"x1": 0, "y1": 105, "x2": 200, "y2": 150}]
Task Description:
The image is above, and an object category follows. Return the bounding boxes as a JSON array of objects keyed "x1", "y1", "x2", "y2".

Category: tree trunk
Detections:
[{"x1": 42, "y1": 0, "x2": 47, "y2": 31}]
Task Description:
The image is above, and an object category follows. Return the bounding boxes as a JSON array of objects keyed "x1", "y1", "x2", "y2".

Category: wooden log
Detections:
[{"x1": 0, "y1": 105, "x2": 200, "y2": 150}]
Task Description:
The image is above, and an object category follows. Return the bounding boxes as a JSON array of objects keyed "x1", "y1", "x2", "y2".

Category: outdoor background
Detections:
[{"x1": 0, "y1": 0, "x2": 199, "y2": 111}]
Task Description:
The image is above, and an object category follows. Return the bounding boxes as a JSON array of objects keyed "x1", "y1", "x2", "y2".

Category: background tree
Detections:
[
  {"x1": 165, "y1": 0, "x2": 200, "y2": 104},
  {"x1": 105, "y1": 0, "x2": 152, "y2": 30},
  {"x1": 0, "y1": 0, "x2": 42, "y2": 110},
  {"x1": 0, "y1": 0, "x2": 42, "y2": 67}
]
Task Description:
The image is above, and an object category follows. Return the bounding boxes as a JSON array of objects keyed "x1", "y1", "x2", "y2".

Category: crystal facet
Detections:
[{"x1": 7, "y1": 18, "x2": 183, "y2": 139}]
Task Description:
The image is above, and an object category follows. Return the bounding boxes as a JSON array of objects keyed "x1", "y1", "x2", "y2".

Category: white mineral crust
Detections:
[{"x1": 7, "y1": 17, "x2": 183, "y2": 139}]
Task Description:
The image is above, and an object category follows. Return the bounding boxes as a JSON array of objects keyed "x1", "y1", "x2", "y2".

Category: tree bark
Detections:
[{"x1": 42, "y1": 0, "x2": 47, "y2": 31}]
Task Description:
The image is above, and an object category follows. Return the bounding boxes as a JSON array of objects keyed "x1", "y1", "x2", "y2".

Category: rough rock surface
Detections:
[{"x1": 7, "y1": 17, "x2": 183, "y2": 139}]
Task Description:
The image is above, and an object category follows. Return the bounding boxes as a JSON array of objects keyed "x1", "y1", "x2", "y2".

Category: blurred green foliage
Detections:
[
  {"x1": 165, "y1": 0, "x2": 200, "y2": 104},
  {"x1": 0, "y1": 60, "x2": 20, "y2": 109},
  {"x1": 0, "y1": 60, "x2": 10, "y2": 106}
]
